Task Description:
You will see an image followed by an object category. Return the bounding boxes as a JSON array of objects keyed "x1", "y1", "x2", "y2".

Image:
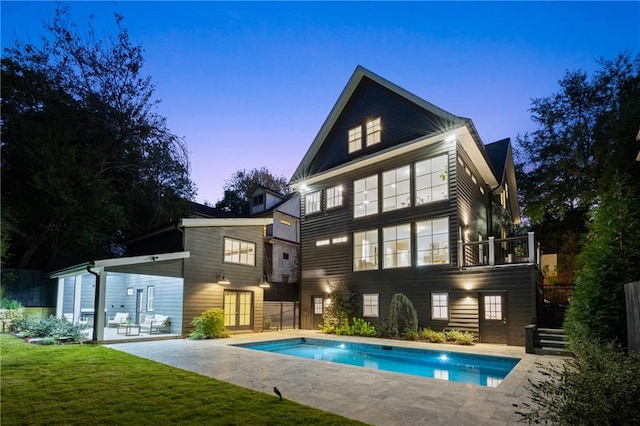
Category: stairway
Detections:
[{"x1": 535, "y1": 328, "x2": 571, "y2": 356}]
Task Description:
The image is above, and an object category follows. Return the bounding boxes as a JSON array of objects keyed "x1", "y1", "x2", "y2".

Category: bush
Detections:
[
  {"x1": 189, "y1": 308, "x2": 229, "y2": 339},
  {"x1": 517, "y1": 337, "x2": 640, "y2": 425},
  {"x1": 387, "y1": 293, "x2": 418, "y2": 339},
  {"x1": 420, "y1": 328, "x2": 446, "y2": 343},
  {"x1": 263, "y1": 317, "x2": 271, "y2": 330},
  {"x1": 404, "y1": 328, "x2": 419, "y2": 341},
  {"x1": 9, "y1": 315, "x2": 85, "y2": 343},
  {"x1": 444, "y1": 329, "x2": 475, "y2": 345},
  {"x1": 335, "y1": 323, "x2": 354, "y2": 336},
  {"x1": 352, "y1": 318, "x2": 376, "y2": 337},
  {"x1": 0, "y1": 298, "x2": 23, "y2": 310}
]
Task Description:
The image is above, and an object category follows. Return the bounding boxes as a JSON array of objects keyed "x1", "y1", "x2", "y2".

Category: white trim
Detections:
[{"x1": 180, "y1": 218, "x2": 273, "y2": 228}]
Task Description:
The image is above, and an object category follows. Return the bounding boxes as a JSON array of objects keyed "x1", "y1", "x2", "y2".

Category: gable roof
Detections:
[
  {"x1": 485, "y1": 138, "x2": 521, "y2": 224},
  {"x1": 290, "y1": 65, "x2": 499, "y2": 189},
  {"x1": 485, "y1": 138, "x2": 510, "y2": 183}
]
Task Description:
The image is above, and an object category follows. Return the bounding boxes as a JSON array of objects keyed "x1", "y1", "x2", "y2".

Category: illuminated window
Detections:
[
  {"x1": 354, "y1": 175, "x2": 378, "y2": 218},
  {"x1": 316, "y1": 239, "x2": 330, "y2": 247},
  {"x1": 431, "y1": 293, "x2": 448, "y2": 320},
  {"x1": 416, "y1": 217, "x2": 450, "y2": 265},
  {"x1": 348, "y1": 126, "x2": 362, "y2": 153},
  {"x1": 326, "y1": 185, "x2": 343, "y2": 209},
  {"x1": 383, "y1": 224, "x2": 411, "y2": 269},
  {"x1": 415, "y1": 154, "x2": 448, "y2": 204},
  {"x1": 484, "y1": 295, "x2": 503, "y2": 320},
  {"x1": 305, "y1": 191, "x2": 321, "y2": 214},
  {"x1": 280, "y1": 219, "x2": 292, "y2": 226},
  {"x1": 147, "y1": 286, "x2": 155, "y2": 311},
  {"x1": 332, "y1": 236, "x2": 348, "y2": 244},
  {"x1": 314, "y1": 297, "x2": 323, "y2": 315},
  {"x1": 354, "y1": 229, "x2": 378, "y2": 271},
  {"x1": 363, "y1": 294, "x2": 379, "y2": 317},
  {"x1": 382, "y1": 165, "x2": 411, "y2": 212},
  {"x1": 224, "y1": 237, "x2": 256, "y2": 265},
  {"x1": 366, "y1": 117, "x2": 381, "y2": 146}
]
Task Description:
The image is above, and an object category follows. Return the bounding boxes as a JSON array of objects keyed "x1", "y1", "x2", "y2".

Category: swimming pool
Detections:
[{"x1": 235, "y1": 338, "x2": 520, "y2": 387}]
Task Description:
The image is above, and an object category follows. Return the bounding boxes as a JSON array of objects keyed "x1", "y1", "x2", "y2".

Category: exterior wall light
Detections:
[{"x1": 216, "y1": 270, "x2": 230, "y2": 285}]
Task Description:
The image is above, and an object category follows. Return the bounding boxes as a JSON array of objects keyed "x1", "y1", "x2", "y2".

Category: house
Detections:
[
  {"x1": 51, "y1": 217, "x2": 272, "y2": 341},
  {"x1": 289, "y1": 66, "x2": 542, "y2": 345}
]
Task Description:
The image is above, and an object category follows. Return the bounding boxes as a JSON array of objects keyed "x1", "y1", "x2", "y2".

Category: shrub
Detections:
[
  {"x1": 518, "y1": 337, "x2": 640, "y2": 425},
  {"x1": 444, "y1": 329, "x2": 475, "y2": 345},
  {"x1": 320, "y1": 321, "x2": 336, "y2": 334},
  {"x1": 335, "y1": 323, "x2": 354, "y2": 336},
  {"x1": 387, "y1": 293, "x2": 418, "y2": 339},
  {"x1": 189, "y1": 308, "x2": 229, "y2": 339},
  {"x1": 404, "y1": 328, "x2": 419, "y2": 341},
  {"x1": 352, "y1": 318, "x2": 376, "y2": 337},
  {"x1": 0, "y1": 298, "x2": 23, "y2": 310},
  {"x1": 10, "y1": 315, "x2": 85, "y2": 343},
  {"x1": 263, "y1": 317, "x2": 271, "y2": 330},
  {"x1": 420, "y1": 328, "x2": 446, "y2": 343},
  {"x1": 323, "y1": 281, "x2": 356, "y2": 329}
]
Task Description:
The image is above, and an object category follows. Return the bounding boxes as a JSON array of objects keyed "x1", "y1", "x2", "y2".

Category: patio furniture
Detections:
[
  {"x1": 107, "y1": 312, "x2": 130, "y2": 328},
  {"x1": 139, "y1": 314, "x2": 170, "y2": 334},
  {"x1": 116, "y1": 322, "x2": 140, "y2": 336}
]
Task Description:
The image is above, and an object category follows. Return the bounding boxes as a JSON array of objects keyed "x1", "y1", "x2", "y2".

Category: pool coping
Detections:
[{"x1": 107, "y1": 330, "x2": 567, "y2": 425}]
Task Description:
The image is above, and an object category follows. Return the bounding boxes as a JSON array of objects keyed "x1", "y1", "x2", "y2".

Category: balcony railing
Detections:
[{"x1": 458, "y1": 232, "x2": 540, "y2": 269}]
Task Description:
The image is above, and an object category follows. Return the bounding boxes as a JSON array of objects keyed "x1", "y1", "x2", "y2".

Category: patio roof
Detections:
[{"x1": 49, "y1": 251, "x2": 191, "y2": 279}]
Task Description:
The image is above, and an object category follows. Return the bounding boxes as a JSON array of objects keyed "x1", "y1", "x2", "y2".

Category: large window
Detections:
[
  {"x1": 354, "y1": 175, "x2": 378, "y2": 218},
  {"x1": 326, "y1": 185, "x2": 343, "y2": 209},
  {"x1": 383, "y1": 224, "x2": 411, "y2": 268},
  {"x1": 305, "y1": 191, "x2": 321, "y2": 214},
  {"x1": 224, "y1": 237, "x2": 256, "y2": 265},
  {"x1": 348, "y1": 126, "x2": 362, "y2": 153},
  {"x1": 415, "y1": 154, "x2": 449, "y2": 204},
  {"x1": 363, "y1": 294, "x2": 379, "y2": 317},
  {"x1": 416, "y1": 217, "x2": 450, "y2": 265},
  {"x1": 366, "y1": 117, "x2": 381, "y2": 146},
  {"x1": 382, "y1": 165, "x2": 411, "y2": 212},
  {"x1": 431, "y1": 293, "x2": 448, "y2": 320},
  {"x1": 354, "y1": 229, "x2": 378, "y2": 271}
]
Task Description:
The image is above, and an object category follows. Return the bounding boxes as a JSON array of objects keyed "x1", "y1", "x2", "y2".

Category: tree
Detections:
[
  {"x1": 564, "y1": 173, "x2": 640, "y2": 347},
  {"x1": 515, "y1": 52, "x2": 640, "y2": 261},
  {"x1": 214, "y1": 167, "x2": 292, "y2": 214},
  {"x1": 323, "y1": 281, "x2": 356, "y2": 329},
  {"x1": 387, "y1": 293, "x2": 418, "y2": 339},
  {"x1": 1, "y1": 4, "x2": 195, "y2": 270}
]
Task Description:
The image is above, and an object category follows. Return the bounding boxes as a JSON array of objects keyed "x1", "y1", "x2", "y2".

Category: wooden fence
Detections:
[{"x1": 625, "y1": 281, "x2": 640, "y2": 354}]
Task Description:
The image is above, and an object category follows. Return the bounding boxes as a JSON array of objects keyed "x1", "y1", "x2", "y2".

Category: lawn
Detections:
[{"x1": 0, "y1": 334, "x2": 366, "y2": 425}]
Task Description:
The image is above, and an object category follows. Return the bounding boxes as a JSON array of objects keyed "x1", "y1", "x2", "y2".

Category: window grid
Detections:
[
  {"x1": 354, "y1": 229, "x2": 378, "y2": 271},
  {"x1": 366, "y1": 117, "x2": 381, "y2": 146},
  {"x1": 415, "y1": 154, "x2": 449, "y2": 205},
  {"x1": 383, "y1": 224, "x2": 411, "y2": 269},
  {"x1": 348, "y1": 126, "x2": 362, "y2": 153},
  {"x1": 432, "y1": 293, "x2": 448, "y2": 320},
  {"x1": 354, "y1": 175, "x2": 378, "y2": 218},
  {"x1": 363, "y1": 293, "x2": 379, "y2": 317},
  {"x1": 484, "y1": 295, "x2": 503, "y2": 320},
  {"x1": 416, "y1": 217, "x2": 450, "y2": 265},
  {"x1": 316, "y1": 239, "x2": 330, "y2": 247},
  {"x1": 305, "y1": 191, "x2": 321, "y2": 214},
  {"x1": 224, "y1": 238, "x2": 256, "y2": 265},
  {"x1": 332, "y1": 236, "x2": 348, "y2": 244},
  {"x1": 314, "y1": 297, "x2": 323, "y2": 315},
  {"x1": 326, "y1": 185, "x2": 343, "y2": 209},
  {"x1": 383, "y1": 165, "x2": 411, "y2": 212}
]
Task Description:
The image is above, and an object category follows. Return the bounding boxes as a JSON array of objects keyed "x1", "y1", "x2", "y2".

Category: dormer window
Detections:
[
  {"x1": 348, "y1": 126, "x2": 362, "y2": 153},
  {"x1": 366, "y1": 117, "x2": 381, "y2": 146}
]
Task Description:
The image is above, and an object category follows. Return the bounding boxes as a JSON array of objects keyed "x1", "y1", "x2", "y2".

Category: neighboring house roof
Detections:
[
  {"x1": 289, "y1": 65, "x2": 499, "y2": 190},
  {"x1": 185, "y1": 200, "x2": 248, "y2": 218}
]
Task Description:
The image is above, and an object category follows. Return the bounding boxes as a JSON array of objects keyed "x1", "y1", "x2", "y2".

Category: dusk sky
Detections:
[{"x1": 2, "y1": 1, "x2": 638, "y2": 204}]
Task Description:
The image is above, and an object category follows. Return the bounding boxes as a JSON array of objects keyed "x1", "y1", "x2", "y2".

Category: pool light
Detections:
[{"x1": 439, "y1": 354, "x2": 449, "y2": 362}]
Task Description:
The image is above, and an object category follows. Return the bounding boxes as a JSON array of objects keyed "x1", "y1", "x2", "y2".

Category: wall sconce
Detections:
[
  {"x1": 216, "y1": 270, "x2": 230, "y2": 285},
  {"x1": 259, "y1": 274, "x2": 270, "y2": 288}
]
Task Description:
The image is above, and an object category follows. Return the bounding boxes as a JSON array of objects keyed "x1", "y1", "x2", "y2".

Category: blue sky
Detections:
[{"x1": 2, "y1": 1, "x2": 639, "y2": 204}]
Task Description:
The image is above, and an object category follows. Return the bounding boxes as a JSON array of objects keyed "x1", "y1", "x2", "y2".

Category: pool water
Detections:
[{"x1": 235, "y1": 338, "x2": 519, "y2": 387}]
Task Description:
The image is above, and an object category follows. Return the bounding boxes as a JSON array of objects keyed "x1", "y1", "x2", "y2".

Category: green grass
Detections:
[{"x1": 1, "y1": 335, "x2": 366, "y2": 425}]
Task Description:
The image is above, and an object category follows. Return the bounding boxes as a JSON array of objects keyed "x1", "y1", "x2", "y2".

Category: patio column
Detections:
[
  {"x1": 56, "y1": 278, "x2": 64, "y2": 318},
  {"x1": 94, "y1": 271, "x2": 107, "y2": 341},
  {"x1": 73, "y1": 275, "x2": 82, "y2": 322}
]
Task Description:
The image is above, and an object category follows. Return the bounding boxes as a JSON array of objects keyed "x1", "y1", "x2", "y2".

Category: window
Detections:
[
  {"x1": 382, "y1": 165, "x2": 411, "y2": 212},
  {"x1": 316, "y1": 239, "x2": 330, "y2": 247},
  {"x1": 348, "y1": 126, "x2": 362, "y2": 153},
  {"x1": 326, "y1": 185, "x2": 343, "y2": 209},
  {"x1": 415, "y1": 154, "x2": 449, "y2": 204},
  {"x1": 354, "y1": 229, "x2": 378, "y2": 271},
  {"x1": 383, "y1": 224, "x2": 411, "y2": 268},
  {"x1": 305, "y1": 191, "x2": 321, "y2": 214},
  {"x1": 314, "y1": 297, "x2": 324, "y2": 315},
  {"x1": 484, "y1": 295, "x2": 503, "y2": 320},
  {"x1": 332, "y1": 236, "x2": 348, "y2": 244},
  {"x1": 252, "y1": 194, "x2": 264, "y2": 206},
  {"x1": 280, "y1": 219, "x2": 292, "y2": 226},
  {"x1": 126, "y1": 287, "x2": 134, "y2": 296},
  {"x1": 224, "y1": 238, "x2": 256, "y2": 265},
  {"x1": 431, "y1": 293, "x2": 448, "y2": 320},
  {"x1": 354, "y1": 175, "x2": 378, "y2": 218},
  {"x1": 366, "y1": 117, "x2": 381, "y2": 146},
  {"x1": 147, "y1": 286, "x2": 155, "y2": 311},
  {"x1": 363, "y1": 294, "x2": 379, "y2": 317},
  {"x1": 283, "y1": 252, "x2": 289, "y2": 260},
  {"x1": 416, "y1": 217, "x2": 450, "y2": 265}
]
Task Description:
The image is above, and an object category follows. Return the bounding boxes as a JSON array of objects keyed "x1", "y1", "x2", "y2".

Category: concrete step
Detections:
[
  {"x1": 536, "y1": 346, "x2": 572, "y2": 357},
  {"x1": 538, "y1": 333, "x2": 568, "y2": 342},
  {"x1": 539, "y1": 339, "x2": 569, "y2": 347},
  {"x1": 538, "y1": 328, "x2": 565, "y2": 335}
]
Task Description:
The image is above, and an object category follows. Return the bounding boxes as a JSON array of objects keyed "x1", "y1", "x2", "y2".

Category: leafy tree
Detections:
[
  {"x1": 322, "y1": 281, "x2": 356, "y2": 330},
  {"x1": 564, "y1": 173, "x2": 640, "y2": 346},
  {"x1": 515, "y1": 52, "x2": 640, "y2": 260},
  {"x1": 387, "y1": 293, "x2": 418, "y2": 339},
  {"x1": 214, "y1": 167, "x2": 291, "y2": 214},
  {"x1": 1, "y1": 4, "x2": 195, "y2": 270}
]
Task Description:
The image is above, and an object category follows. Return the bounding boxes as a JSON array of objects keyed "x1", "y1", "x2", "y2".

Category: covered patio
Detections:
[{"x1": 50, "y1": 252, "x2": 189, "y2": 343}]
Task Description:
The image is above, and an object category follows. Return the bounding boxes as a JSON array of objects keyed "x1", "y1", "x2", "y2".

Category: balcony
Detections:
[{"x1": 458, "y1": 232, "x2": 539, "y2": 269}]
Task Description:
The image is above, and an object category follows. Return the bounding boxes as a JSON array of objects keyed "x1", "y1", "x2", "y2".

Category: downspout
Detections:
[{"x1": 86, "y1": 264, "x2": 100, "y2": 342}]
